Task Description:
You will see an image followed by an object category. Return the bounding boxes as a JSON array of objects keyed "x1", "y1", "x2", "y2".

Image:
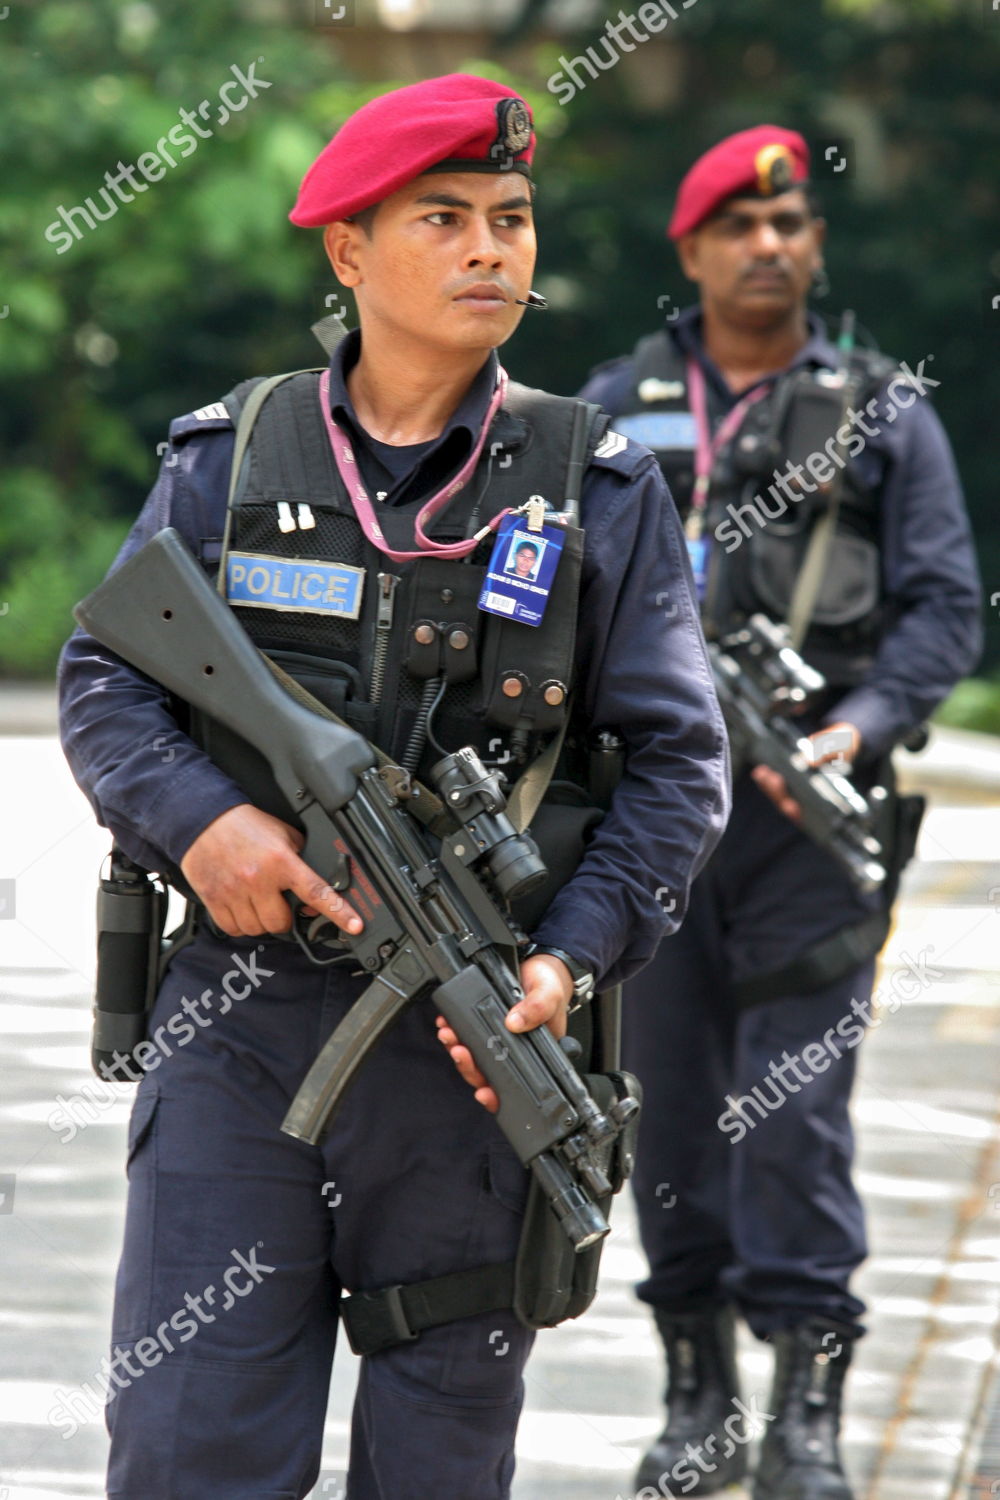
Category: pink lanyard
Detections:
[
  {"x1": 318, "y1": 367, "x2": 513, "y2": 563},
  {"x1": 686, "y1": 357, "x2": 770, "y2": 528}
]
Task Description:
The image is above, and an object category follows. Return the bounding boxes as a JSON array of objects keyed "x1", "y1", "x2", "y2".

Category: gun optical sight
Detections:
[{"x1": 431, "y1": 747, "x2": 548, "y2": 903}]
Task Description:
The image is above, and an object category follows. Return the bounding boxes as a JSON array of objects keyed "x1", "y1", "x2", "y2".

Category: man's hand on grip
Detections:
[
  {"x1": 435, "y1": 952, "x2": 572, "y2": 1114},
  {"x1": 180, "y1": 803, "x2": 364, "y2": 939}
]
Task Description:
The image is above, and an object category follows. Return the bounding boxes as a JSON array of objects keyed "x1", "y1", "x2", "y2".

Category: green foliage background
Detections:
[{"x1": 2, "y1": 0, "x2": 997, "y2": 724}]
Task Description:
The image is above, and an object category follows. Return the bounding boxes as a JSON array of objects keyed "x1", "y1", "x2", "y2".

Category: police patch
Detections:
[
  {"x1": 593, "y1": 431, "x2": 628, "y2": 459},
  {"x1": 615, "y1": 412, "x2": 697, "y2": 450},
  {"x1": 225, "y1": 551, "x2": 365, "y2": 619}
]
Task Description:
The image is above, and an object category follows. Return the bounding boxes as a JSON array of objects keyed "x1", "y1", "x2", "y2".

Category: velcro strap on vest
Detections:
[
  {"x1": 731, "y1": 910, "x2": 889, "y2": 1010},
  {"x1": 340, "y1": 1261, "x2": 516, "y2": 1356}
]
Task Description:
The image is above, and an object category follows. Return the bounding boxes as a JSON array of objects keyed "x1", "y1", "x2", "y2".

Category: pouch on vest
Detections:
[
  {"x1": 509, "y1": 787, "x2": 604, "y2": 933},
  {"x1": 716, "y1": 358, "x2": 889, "y2": 665}
]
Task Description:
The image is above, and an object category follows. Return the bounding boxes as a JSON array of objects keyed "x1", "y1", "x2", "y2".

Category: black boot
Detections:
[
  {"x1": 752, "y1": 1321, "x2": 857, "y2": 1500},
  {"x1": 635, "y1": 1305, "x2": 748, "y2": 1496}
]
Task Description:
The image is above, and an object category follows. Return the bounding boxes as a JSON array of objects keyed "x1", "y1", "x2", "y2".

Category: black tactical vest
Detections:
[
  {"x1": 613, "y1": 329, "x2": 897, "y2": 685},
  {"x1": 193, "y1": 370, "x2": 605, "y2": 834}
]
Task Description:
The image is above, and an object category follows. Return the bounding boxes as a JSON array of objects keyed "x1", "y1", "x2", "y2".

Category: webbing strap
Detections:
[
  {"x1": 505, "y1": 714, "x2": 570, "y2": 834},
  {"x1": 786, "y1": 505, "x2": 839, "y2": 652},
  {"x1": 505, "y1": 396, "x2": 602, "y2": 829},
  {"x1": 217, "y1": 369, "x2": 325, "y2": 596},
  {"x1": 340, "y1": 1261, "x2": 516, "y2": 1356},
  {"x1": 731, "y1": 910, "x2": 890, "y2": 1010}
]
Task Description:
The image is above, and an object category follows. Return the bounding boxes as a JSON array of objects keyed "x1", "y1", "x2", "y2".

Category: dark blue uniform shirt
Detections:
[
  {"x1": 59, "y1": 331, "x2": 730, "y2": 990},
  {"x1": 579, "y1": 308, "x2": 983, "y2": 757}
]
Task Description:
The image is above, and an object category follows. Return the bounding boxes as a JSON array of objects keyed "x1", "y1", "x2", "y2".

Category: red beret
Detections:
[
  {"x1": 290, "y1": 73, "x2": 535, "y2": 228},
  {"x1": 668, "y1": 125, "x2": 810, "y2": 240}
]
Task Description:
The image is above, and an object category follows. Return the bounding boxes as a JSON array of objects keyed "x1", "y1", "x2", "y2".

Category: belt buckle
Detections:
[{"x1": 342, "y1": 1284, "x2": 418, "y2": 1356}]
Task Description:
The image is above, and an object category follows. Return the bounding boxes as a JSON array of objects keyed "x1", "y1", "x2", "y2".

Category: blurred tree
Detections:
[{"x1": 0, "y1": 0, "x2": 379, "y2": 673}]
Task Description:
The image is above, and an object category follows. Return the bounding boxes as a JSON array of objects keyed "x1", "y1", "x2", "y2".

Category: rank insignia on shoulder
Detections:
[
  {"x1": 593, "y1": 431, "x2": 628, "y2": 459},
  {"x1": 192, "y1": 402, "x2": 231, "y2": 422}
]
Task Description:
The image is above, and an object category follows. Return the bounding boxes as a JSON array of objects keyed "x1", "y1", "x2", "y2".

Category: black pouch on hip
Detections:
[
  {"x1": 92, "y1": 847, "x2": 167, "y2": 1081},
  {"x1": 514, "y1": 1057, "x2": 642, "y2": 1328},
  {"x1": 511, "y1": 986, "x2": 642, "y2": 1329}
]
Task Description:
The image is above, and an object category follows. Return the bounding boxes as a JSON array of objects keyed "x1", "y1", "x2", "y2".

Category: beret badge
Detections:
[
  {"x1": 754, "y1": 142, "x2": 795, "y2": 196},
  {"x1": 490, "y1": 97, "x2": 533, "y2": 165}
]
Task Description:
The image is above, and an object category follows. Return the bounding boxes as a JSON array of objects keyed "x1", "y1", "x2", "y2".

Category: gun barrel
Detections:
[{"x1": 529, "y1": 1150, "x2": 609, "y2": 1251}]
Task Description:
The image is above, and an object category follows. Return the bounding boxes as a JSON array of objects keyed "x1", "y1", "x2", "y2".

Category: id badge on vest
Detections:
[{"x1": 478, "y1": 514, "x2": 564, "y2": 628}]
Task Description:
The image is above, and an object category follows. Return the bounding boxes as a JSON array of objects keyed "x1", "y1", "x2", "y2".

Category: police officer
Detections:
[
  {"x1": 58, "y1": 75, "x2": 729, "y2": 1500},
  {"x1": 579, "y1": 126, "x2": 981, "y2": 1499}
]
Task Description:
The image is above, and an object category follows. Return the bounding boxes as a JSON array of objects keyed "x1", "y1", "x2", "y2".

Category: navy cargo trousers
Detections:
[
  {"x1": 104, "y1": 922, "x2": 533, "y2": 1499},
  {"x1": 622, "y1": 773, "x2": 878, "y2": 1338}
]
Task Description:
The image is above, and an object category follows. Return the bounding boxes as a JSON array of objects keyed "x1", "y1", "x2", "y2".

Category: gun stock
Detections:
[{"x1": 73, "y1": 528, "x2": 375, "y2": 814}]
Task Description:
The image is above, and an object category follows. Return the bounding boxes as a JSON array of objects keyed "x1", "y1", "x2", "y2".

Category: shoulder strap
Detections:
[
  {"x1": 217, "y1": 367, "x2": 326, "y2": 596},
  {"x1": 505, "y1": 396, "x2": 606, "y2": 829},
  {"x1": 786, "y1": 503, "x2": 840, "y2": 650},
  {"x1": 785, "y1": 349, "x2": 886, "y2": 649}
]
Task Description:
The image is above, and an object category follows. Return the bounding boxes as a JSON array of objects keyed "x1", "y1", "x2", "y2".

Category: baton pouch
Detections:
[
  {"x1": 92, "y1": 847, "x2": 167, "y2": 1081},
  {"x1": 513, "y1": 1065, "x2": 642, "y2": 1328}
]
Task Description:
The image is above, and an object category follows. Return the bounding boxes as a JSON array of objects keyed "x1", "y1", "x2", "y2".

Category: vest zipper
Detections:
[{"x1": 369, "y1": 573, "x2": 400, "y2": 705}]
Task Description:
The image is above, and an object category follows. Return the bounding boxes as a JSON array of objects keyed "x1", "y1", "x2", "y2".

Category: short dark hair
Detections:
[
  {"x1": 516, "y1": 541, "x2": 539, "y2": 555},
  {"x1": 346, "y1": 202, "x2": 380, "y2": 238}
]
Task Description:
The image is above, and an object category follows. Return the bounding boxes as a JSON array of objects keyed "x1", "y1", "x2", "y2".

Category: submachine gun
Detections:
[
  {"x1": 74, "y1": 527, "x2": 639, "y2": 1255},
  {"x1": 710, "y1": 613, "x2": 889, "y2": 895}
]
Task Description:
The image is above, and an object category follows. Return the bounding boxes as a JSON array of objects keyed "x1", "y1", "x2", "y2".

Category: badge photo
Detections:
[{"x1": 479, "y1": 515, "x2": 565, "y2": 628}]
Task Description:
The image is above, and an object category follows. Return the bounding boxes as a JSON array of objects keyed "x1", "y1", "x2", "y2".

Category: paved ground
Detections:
[{"x1": 2, "y1": 712, "x2": 1000, "y2": 1499}]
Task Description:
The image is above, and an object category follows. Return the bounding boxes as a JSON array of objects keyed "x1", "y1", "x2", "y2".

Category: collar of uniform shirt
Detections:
[
  {"x1": 326, "y1": 329, "x2": 501, "y2": 508},
  {"x1": 672, "y1": 306, "x2": 841, "y2": 409}
]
